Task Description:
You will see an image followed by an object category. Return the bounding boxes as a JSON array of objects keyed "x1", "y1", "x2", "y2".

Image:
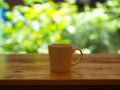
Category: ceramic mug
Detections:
[{"x1": 48, "y1": 44, "x2": 83, "y2": 72}]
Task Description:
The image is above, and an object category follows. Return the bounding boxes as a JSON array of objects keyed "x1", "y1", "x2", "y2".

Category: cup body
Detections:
[{"x1": 49, "y1": 44, "x2": 73, "y2": 72}]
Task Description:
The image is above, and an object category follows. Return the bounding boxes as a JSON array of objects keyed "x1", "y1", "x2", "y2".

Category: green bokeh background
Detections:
[{"x1": 0, "y1": 0, "x2": 120, "y2": 54}]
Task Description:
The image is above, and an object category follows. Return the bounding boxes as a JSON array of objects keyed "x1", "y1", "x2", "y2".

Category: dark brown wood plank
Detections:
[{"x1": 0, "y1": 54, "x2": 120, "y2": 85}]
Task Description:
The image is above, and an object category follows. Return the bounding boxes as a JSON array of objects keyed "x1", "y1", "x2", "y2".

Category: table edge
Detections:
[{"x1": 0, "y1": 79, "x2": 120, "y2": 86}]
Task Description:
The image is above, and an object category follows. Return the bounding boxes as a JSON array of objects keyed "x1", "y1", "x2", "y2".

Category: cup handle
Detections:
[{"x1": 72, "y1": 48, "x2": 83, "y2": 66}]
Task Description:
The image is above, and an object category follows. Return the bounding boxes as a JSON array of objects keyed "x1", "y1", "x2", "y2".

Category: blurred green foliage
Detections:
[
  {"x1": 0, "y1": 0, "x2": 120, "y2": 53},
  {"x1": 63, "y1": 0, "x2": 120, "y2": 53},
  {"x1": 0, "y1": 0, "x2": 9, "y2": 9},
  {"x1": 0, "y1": 0, "x2": 77, "y2": 53}
]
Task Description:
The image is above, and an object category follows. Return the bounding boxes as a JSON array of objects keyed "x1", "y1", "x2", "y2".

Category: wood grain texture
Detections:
[{"x1": 0, "y1": 54, "x2": 120, "y2": 85}]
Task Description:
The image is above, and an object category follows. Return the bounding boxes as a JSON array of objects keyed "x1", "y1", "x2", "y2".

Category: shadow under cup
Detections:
[{"x1": 48, "y1": 44, "x2": 82, "y2": 72}]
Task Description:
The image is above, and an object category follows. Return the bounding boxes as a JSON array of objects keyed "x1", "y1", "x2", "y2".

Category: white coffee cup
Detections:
[{"x1": 48, "y1": 44, "x2": 83, "y2": 72}]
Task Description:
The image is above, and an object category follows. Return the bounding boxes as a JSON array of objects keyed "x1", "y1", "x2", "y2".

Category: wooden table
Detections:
[{"x1": 0, "y1": 54, "x2": 120, "y2": 89}]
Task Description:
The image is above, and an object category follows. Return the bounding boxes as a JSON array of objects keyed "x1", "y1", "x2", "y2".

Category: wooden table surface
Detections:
[{"x1": 0, "y1": 54, "x2": 120, "y2": 86}]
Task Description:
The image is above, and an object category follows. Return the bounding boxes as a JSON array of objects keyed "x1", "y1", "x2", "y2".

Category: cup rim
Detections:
[{"x1": 49, "y1": 44, "x2": 73, "y2": 47}]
